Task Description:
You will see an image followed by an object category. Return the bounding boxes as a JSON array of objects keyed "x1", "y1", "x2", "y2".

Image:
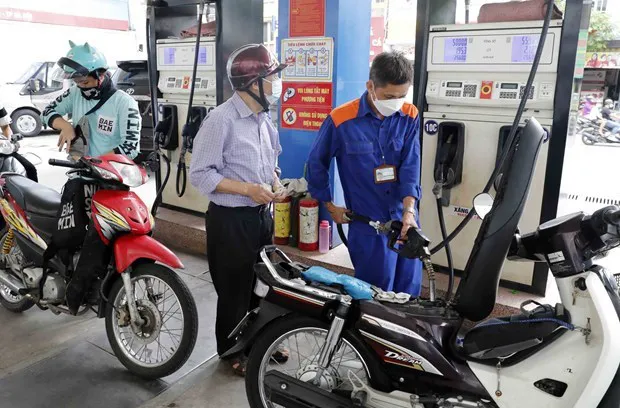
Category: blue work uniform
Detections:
[{"x1": 307, "y1": 91, "x2": 423, "y2": 296}]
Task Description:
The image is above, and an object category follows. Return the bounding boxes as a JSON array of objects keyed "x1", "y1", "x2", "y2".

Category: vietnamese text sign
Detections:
[
  {"x1": 289, "y1": 0, "x2": 325, "y2": 37},
  {"x1": 281, "y1": 82, "x2": 332, "y2": 131},
  {"x1": 282, "y1": 37, "x2": 333, "y2": 82}
]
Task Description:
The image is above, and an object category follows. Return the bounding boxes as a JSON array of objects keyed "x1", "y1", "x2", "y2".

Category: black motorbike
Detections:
[
  {"x1": 225, "y1": 117, "x2": 620, "y2": 408},
  {"x1": 579, "y1": 116, "x2": 620, "y2": 146}
]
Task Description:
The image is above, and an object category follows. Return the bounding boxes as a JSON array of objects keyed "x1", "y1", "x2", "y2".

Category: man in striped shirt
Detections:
[{"x1": 190, "y1": 44, "x2": 287, "y2": 375}]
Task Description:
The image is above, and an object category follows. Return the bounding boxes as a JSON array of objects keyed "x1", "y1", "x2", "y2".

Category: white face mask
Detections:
[
  {"x1": 371, "y1": 90, "x2": 406, "y2": 117},
  {"x1": 265, "y1": 78, "x2": 282, "y2": 105}
]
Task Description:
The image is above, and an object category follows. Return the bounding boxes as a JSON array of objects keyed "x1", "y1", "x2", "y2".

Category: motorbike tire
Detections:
[
  {"x1": 582, "y1": 134, "x2": 596, "y2": 145},
  {"x1": 0, "y1": 227, "x2": 35, "y2": 313},
  {"x1": 104, "y1": 263, "x2": 199, "y2": 380},
  {"x1": 245, "y1": 314, "x2": 377, "y2": 408}
]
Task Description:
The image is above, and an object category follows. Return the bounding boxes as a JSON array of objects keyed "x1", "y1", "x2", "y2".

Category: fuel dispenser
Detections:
[
  {"x1": 421, "y1": 20, "x2": 562, "y2": 290},
  {"x1": 146, "y1": 0, "x2": 263, "y2": 214},
  {"x1": 155, "y1": 35, "x2": 216, "y2": 213}
]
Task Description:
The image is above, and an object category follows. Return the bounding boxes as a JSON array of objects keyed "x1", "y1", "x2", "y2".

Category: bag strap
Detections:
[{"x1": 85, "y1": 88, "x2": 117, "y2": 116}]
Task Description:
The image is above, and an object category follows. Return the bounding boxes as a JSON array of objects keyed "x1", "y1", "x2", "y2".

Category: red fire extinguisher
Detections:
[{"x1": 298, "y1": 197, "x2": 319, "y2": 251}]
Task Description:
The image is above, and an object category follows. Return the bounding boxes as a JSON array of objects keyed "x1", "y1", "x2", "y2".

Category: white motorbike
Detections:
[{"x1": 234, "y1": 117, "x2": 620, "y2": 408}]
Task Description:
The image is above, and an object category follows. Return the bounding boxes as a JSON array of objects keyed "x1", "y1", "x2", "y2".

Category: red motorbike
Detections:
[{"x1": 0, "y1": 152, "x2": 198, "y2": 380}]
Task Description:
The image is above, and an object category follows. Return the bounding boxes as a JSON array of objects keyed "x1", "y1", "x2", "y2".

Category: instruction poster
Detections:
[
  {"x1": 280, "y1": 82, "x2": 332, "y2": 131},
  {"x1": 282, "y1": 37, "x2": 333, "y2": 82},
  {"x1": 289, "y1": 0, "x2": 325, "y2": 37}
]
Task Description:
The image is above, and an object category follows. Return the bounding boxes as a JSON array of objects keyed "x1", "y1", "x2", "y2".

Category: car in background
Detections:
[
  {"x1": 112, "y1": 60, "x2": 154, "y2": 156},
  {"x1": 0, "y1": 61, "x2": 69, "y2": 137}
]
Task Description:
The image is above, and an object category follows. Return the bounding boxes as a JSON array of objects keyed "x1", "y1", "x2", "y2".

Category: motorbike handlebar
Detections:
[
  {"x1": 48, "y1": 159, "x2": 85, "y2": 169},
  {"x1": 603, "y1": 207, "x2": 620, "y2": 226}
]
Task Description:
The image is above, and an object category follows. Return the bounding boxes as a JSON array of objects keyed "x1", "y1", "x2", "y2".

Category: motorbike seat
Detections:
[
  {"x1": 4, "y1": 175, "x2": 61, "y2": 217},
  {"x1": 461, "y1": 301, "x2": 572, "y2": 362}
]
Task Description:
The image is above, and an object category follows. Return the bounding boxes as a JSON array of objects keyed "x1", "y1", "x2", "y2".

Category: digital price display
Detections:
[
  {"x1": 447, "y1": 82, "x2": 463, "y2": 88},
  {"x1": 163, "y1": 47, "x2": 176, "y2": 65},
  {"x1": 444, "y1": 37, "x2": 468, "y2": 63},
  {"x1": 501, "y1": 83, "x2": 519, "y2": 90},
  {"x1": 511, "y1": 35, "x2": 540, "y2": 63},
  {"x1": 198, "y1": 46, "x2": 208, "y2": 64}
]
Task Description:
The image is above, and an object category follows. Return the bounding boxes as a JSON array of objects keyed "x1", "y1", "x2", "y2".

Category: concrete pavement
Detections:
[{"x1": 6, "y1": 127, "x2": 620, "y2": 407}]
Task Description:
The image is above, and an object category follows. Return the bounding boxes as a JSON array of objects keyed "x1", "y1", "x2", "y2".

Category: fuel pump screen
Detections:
[
  {"x1": 199, "y1": 47, "x2": 208, "y2": 64},
  {"x1": 164, "y1": 48, "x2": 176, "y2": 65},
  {"x1": 511, "y1": 35, "x2": 540, "y2": 63},
  {"x1": 501, "y1": 83, "x2": 518, "y2": 89},
  {"x1": 444, "y1": 38, "x2": 468, "y2": 63}
]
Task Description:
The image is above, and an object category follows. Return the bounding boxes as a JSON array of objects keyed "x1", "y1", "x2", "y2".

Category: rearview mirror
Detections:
[
  {"x1": 473, "y1": 193, "x2": 494, "y2": 220},
  {"x1": 28, "y1": 79, "x2": 41, "y2": 92}
]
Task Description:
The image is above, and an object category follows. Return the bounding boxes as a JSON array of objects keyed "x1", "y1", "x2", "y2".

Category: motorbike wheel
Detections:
[
  {"x1": 0, "y1": 227, "x2": 35, "y2": 313},
  {"x1": 105, "y1": 263, "x2": 199, "y2": 380},
  {"x1": 246, "y1": 314, "x2": 374, "y2": 408},
  {"x1": 582, "y1": 133, "x2": 596, "y2": 145}
]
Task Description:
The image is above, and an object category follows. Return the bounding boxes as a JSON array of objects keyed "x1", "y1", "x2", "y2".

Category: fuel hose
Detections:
[{"x1": 176, "y1": 0, "x2": 205, "y2": 197}]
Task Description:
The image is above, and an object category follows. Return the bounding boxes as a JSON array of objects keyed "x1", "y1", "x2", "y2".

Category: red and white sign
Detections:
[
  {"x1": 289, "y1": 0, "x2": 325, "y2": 37},
  {"x1": 369, "y1": 16, "x2": 385, "y2": 64},
  {"x1": 0, "y1": 7, "x2": 129, "y2": 31},
  {"x1": 281, "y1": 82, "x2": 332, "y2": 131}
]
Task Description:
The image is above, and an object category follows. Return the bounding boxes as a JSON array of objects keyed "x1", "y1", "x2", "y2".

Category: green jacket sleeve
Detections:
[
  {"x1": 114, "y1": 97, "x2": 142, "y2": 159},
  {"x1": 41, "y1": 87, "x2": 75, "y2": 128}
]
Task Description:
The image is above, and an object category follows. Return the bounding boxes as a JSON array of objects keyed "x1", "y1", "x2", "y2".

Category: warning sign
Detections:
[
  {"x1": 282, "y1": 82, "x2": 332, "y2": 106},
  {"x1": 280, "y1": 106, "x2": 331, "y2": 131},
  {"x1": 282, "y1": 37, "x2": 333, "y2": 82},
  {"x1": 289, "y1": 0, "x2": 325, "y2": 37},
  {"x1": 282, "y1": 108, "x2": 297, "y2": 126},
  {"x1": 280, "y1": 82, "x2": 332, "y2": 131}
]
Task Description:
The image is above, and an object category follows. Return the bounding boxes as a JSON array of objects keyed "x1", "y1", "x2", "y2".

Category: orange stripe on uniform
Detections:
[
  {"x1": 330, "y1": 99, "x2": 360, "y2": 128},
  {"x1": 401, "y1": 103, "x2": 419, "y2": 119}
]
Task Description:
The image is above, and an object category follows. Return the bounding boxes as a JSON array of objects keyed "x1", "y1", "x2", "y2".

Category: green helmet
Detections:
[{"x1": 58, "y1": 40, "x2": 108, "y2": 79}]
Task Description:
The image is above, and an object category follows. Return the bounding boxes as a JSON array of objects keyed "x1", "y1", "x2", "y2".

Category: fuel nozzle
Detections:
[
  {"x1": 421, "y1": 254, "x2": 436, "y2": 302},
  {"x1": 433, "y1": 133, "x2": 456, "y2": 199}
]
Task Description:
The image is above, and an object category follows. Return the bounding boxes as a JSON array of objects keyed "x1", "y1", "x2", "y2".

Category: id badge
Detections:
[{"x1": 374, "y1": 164, "x2": 397, "y2": 184}]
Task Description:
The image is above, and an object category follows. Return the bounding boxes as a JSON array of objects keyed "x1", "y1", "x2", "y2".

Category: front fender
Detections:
[{"x1": 114, "y1": 234, "x2": 184, "y2": 272}]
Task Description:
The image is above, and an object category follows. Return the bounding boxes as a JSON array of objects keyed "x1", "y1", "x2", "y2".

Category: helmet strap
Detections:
[{"x1": 245, "y1": 78, "x2": 270, "y2": 112}]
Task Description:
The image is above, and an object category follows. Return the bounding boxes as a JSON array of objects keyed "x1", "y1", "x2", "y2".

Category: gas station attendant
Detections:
[
  {"x1": 189, "y1": 44, "x2": 288, "y2": 376},
  {"x1": 306, "y1": 51, "x2": 423, "y2": 296}
]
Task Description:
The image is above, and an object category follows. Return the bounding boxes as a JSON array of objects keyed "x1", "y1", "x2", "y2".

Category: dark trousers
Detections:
[{"x1": 206, "y1": 202, "x2": 273, "y2": 356}]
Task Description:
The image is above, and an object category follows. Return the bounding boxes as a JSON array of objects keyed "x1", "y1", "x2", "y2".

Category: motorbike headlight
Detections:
[
  {"x1": 110, "y1": 162, "x2": 146, "y2": 187},
  {"x1": 0, "y1": 139, "x2": 15, "y2": 155},
  {"x1": 92, "y1": 166, "x2": 121, "y2": 182}
]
